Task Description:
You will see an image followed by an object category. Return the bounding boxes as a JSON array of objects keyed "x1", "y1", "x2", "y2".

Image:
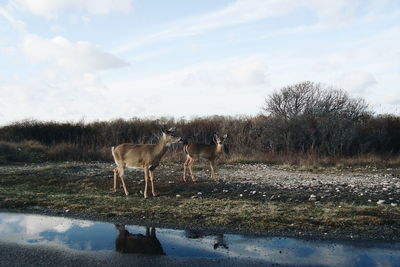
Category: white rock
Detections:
[
  {"x1": 176, "y1": 194, "x2": 181, "y2": 198},
  {"x1": 391, "y1": 203, "x2": 398, "y2": 207},
  {"x1": 377, "y1": 200, "x2": 385, "y2": 205},
  {"x1": 197, "y1": 192, "x2": 202, "y2": 195}
]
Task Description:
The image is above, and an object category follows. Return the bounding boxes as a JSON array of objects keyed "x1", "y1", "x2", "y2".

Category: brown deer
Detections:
[
  {"x1": 183, "y1": 133, "x2": 227, "y2": 181},
  {"x1": 115, "y1": 224, "x2": 164, "y2": 255},
  {"x1": 112, "y1": 127, "x2": 182, "y2": 198}
]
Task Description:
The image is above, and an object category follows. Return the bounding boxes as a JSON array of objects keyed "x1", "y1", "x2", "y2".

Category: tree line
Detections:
[{"x1": 0, "y1": 81, "x2": 399, "y2": 162}]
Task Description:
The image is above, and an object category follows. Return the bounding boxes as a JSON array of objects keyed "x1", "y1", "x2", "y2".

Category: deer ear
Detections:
[{"x1": 213, "y1": 133, "x2": 218, "y2": 143}]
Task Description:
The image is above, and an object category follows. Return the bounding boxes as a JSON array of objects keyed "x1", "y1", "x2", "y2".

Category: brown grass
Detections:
[{"x1": 1, "y1": 138, "x2": 400, "y2": 169}]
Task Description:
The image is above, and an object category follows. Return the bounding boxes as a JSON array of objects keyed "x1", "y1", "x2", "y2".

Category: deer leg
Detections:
[
  {"x1": 211, "y1": 160, "x2": 218, "y2": 180},
  {"x1": 210, "y1": 160, "x2": 215, "y2": 180},
  {"x1": 149, "y1": 170, "x2": 157, "y2": 197},
  {"x1": 188, "y1": 157, "x2": 196, "y2": 181},
  {"x1": 144, "y1": 167, "x2": 150, "y2": 198},
  {"x1": 183, "y1": 156, "x2": 190, "y2": 182},
  {"x1": 113, "y1": 167, "x2": 118, "y2": 192},
  {"x1": 118, "y1": 167, "x2": 129, "y2": 196},
  {"x1": 146, "y1": 226, "x2": 150, "y2": 236},
  {"x1": 150, "y1": 227, "x2": 156, "y2": 237}
]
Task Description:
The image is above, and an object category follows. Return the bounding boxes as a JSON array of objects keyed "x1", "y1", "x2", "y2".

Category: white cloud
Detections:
[
  {"x1": 0, "y1": 70, "x2": 118, "y2": 124},
  {"x1": 111, "y1": 57, "x2": 269, "y2": 95},
  {"x1": 307, "y1": 0, "x2": 362, "y2": 24},
  {"x1": 8, "y1": 0, "x2": 133, "y2": 18},
  {"x1": 115, "y1": 0, "x2": 362, "y2": 53},
  {"x1": 21, "y1": 34, "x2": 129, "y2": 72},
  {"x1": 0, "y1": 6, "x2": 25, "y2": 32},
  {"x1": 335, "y1": 71, "x2": 377, "y2": 94},
  {"x1": 179, "y1": 59, "x2": 268, "y2": 90},
  {"x1": 115, "y1": 0, "x2": 287, "y2": 53}
]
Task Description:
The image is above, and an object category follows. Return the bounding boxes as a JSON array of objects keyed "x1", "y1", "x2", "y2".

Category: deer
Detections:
[
  {"x1": 115, "y1": 224, "x2": 164, "y2": 255},
  {"x1": 112, "y1": 127, "x2": 182, "y2": 198},
  {"x1": 183, "y1": 133, "x2": 227, "y2": 182}
]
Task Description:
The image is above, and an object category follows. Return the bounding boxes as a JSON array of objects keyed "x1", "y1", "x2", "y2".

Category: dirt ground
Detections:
[{"x1": 1, "y1": 161, "x2": 399, "y2": 240}]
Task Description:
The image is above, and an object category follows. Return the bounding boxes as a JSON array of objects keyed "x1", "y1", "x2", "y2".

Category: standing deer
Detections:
[
  {"x1": 112, "y1": 127, "x2": 182, "y2": 198},
  {"x1": 183, "y1": 133, "x2": 227, "y2": 181}
]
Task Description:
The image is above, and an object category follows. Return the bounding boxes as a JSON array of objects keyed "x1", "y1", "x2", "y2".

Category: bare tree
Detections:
[{"x1": 263, "y1": 81, "x2": 371, "y2": 155}]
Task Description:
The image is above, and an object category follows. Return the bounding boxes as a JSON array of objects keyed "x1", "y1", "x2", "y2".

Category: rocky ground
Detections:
[
  {"x1": 216, "y1": 163, "x2": 400, "y2": 205},
  {"x1": 3, "y1": 161, "x2": 397, "y2": 204}
]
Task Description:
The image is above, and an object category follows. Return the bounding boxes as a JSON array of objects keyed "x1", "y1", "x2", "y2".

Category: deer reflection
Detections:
[
  {"x1": 185, "y1": 230, "x2": 229, "y2": 250},
  {"x1": 115, "y1": 224, "x2": 164, "y2": 255},
  {"x1": 213, "y1": 233, "x2": 229, "y2": 249}
]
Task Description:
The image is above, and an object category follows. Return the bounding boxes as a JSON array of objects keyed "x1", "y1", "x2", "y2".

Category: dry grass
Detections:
[
  {"x1": 2, "y1": 139, "x2": 400, "y2": 170},
  {"x1": 222, "y1": 151, "x2": 400, "y2": 169}
]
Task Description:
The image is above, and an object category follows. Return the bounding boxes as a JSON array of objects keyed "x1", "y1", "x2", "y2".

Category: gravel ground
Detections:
[
  {"x1": 1, "y1": 161, "x2": 399, "y2": 205},
  {"x1": 216, "y1": 163, "x2": 400, "y2": 204}
]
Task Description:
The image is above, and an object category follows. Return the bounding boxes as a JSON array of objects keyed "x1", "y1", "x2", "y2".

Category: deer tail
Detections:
[{"x1": 111, "y1": 146, "x2": 119, "y2": 166}]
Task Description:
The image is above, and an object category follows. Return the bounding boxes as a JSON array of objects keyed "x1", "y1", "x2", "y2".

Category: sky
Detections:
[{"x1": 0, "y1": 0, "x2": 399, "y2": 125}]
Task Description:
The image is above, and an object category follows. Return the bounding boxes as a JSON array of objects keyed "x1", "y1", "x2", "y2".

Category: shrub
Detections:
[{"x1": 0, "y1": 140, "x2": 46, "y2": 163}]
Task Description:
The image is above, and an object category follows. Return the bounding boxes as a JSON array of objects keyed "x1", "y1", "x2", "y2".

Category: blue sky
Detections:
[{"x1": 0, "y1": 0, "x2": 399, "y2": 124}]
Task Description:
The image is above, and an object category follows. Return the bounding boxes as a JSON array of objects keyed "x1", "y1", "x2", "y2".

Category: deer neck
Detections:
[
  {"x1": 154, "y1": 138, "x2": 169, "y2": 158},
  {"x1": 215, "y1": 143, "x2": 223, "y2": 154}
]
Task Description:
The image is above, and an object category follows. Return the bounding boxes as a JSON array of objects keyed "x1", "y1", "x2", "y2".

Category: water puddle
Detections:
[{"x1": 0, "y1": 212, "x2": 399, "y2": 266}]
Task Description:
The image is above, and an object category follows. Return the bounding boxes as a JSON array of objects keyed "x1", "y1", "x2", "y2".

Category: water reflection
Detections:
[
  {"x1": 115, "y1": 224, "x2": 164, "y2": 255},
  {"x1": 0, "y1": 212, "x2": 399, "y2": 267},
  {"x1": 185, "y1": 230, "x2": 229, "y2": 250}
]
